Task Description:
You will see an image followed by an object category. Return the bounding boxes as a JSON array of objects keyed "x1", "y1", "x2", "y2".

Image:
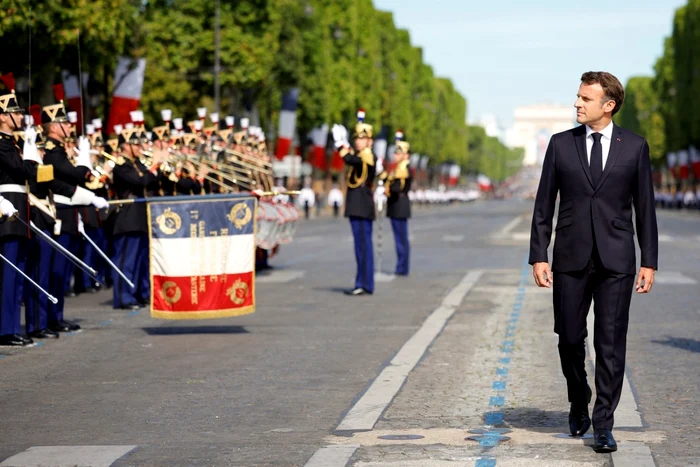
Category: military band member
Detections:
[
  {"x1": 381, "y1": 131, "x2": 412, "y2": 276},
  {"x1": 0, "y1": 90, "x2": 37, "y2": 346},
  {"x1": 327, "y1": 181, "x2": 344, "y2": 218},
  {"x1": 110, "y1": 127, "x2": 165, "y2": 309},
  {"x1": 42, "y1": 102, "x2": 108, "y2": 331},
  {"x1": 332, "y1": 109, "x2": 377, "y2": 296}
]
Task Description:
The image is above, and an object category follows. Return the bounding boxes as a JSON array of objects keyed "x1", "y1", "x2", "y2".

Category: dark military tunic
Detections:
[
  {"x1": 386, "y1": 159, "x2": 412, "y2": 220},
  {"x1": 42, "y1": 137, "x2": 91, "y2": 236},
  {"x1": 110, "y1": 157, "x2": 158, "y2": 236},
  {"x1": 0, "y1": 132, "x2": 37, "y2": 238},
  {"x1": 342, "y1": 147, "x2": 376, "y2": 220}
]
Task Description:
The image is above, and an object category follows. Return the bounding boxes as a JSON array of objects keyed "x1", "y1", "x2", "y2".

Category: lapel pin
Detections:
[{"x1": 617, "y1": 138, "x2": 621, "y2": 142}]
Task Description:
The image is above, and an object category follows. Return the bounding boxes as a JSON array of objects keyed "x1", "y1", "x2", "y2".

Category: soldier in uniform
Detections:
[
  {"x1": 110, "y1": 127, "x2": 165, "y2": 309},
  {"x1": 22, "y1": 122, "x2": 107, "y2": 338},
  {"x1": 0, "y1": 91, "x2": 37, "y2": 346},
  {"x1": 332, "y1": 109, "x2": 377, "y2": 296},
  {"x1": 42, "y1": 102, "x2": 108, "y2": 331},
  {"x1": 380, "y1": 131, "x2": 412, "y2": 276}
]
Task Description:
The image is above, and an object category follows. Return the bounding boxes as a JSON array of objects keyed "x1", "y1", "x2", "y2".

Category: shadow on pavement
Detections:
[
  {"x1": 501, "y1": 407, "x2": 568, "y2": 433},
  {"x1": 141, "y1": 325, "x2": 249, "y2": 335},
  {"x1": 651, "y1": 336, "x2": 700, "y2": 353}
]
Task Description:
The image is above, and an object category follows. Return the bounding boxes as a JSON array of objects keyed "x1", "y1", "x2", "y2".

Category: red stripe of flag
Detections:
[{"x1": 153, "y1": 272, "x2": 254, "y2": 313}]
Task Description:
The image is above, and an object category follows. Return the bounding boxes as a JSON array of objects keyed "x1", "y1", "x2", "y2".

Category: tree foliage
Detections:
[{"x1": 0, "y1": 0, "x2": 473, "y2": 171}]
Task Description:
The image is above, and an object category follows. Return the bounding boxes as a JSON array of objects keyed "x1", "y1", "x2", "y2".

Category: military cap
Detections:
[
  {"x1": 118, "y1": 127, "x2": 141, "y2": 146},
  {"x1": 41, "y1": 102, "x2": 69, "y2": 123},
  {"x1": 354, "y1": 109, "x2": 373, "y2": 139},
  {"x1": 0, "y1": 91, "x2": 22, "y2": 114},
  {"x1": 152, "y1": 125, "x2": 171, "y2": 142},
  {"x1": 395, "y1": 130, "x2": 410, "y2": 154}
]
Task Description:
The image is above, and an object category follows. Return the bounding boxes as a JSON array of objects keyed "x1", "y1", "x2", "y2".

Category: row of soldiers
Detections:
[{"x1": 0, "y1": 91, "x2": 276, "y2": 347}]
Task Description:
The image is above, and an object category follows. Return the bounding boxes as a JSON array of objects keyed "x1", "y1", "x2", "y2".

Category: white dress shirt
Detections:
[{"x1": 585, "y1": 120, "x2": 614, "y2": 169}]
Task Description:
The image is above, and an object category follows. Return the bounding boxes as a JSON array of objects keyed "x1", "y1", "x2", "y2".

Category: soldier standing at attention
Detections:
[
  {"x1": 332, "y1": 110, "x2": 377, "y2": 296},
  {"x1": 381, "y1": 130, "x2": 412, "y2": 276}
]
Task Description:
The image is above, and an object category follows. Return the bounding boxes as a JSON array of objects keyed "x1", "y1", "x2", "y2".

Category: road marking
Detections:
[
  {"x1": 374, "y1": 272, "x2": 395, "y2": 283},
  {"x1": 494, "y1": 215, "x2": 523, "y2": 238},
  {"x1": 334, "y1": 270, "x2": 483, "y2": 432},
  {"x1": 303, "y1": 445, "x2": 359, "y2": 467},
  {"x1": 653, "y1": 271, "x2": 697, "y2": 285},
  {"x1": 611, "y1": 442, "x2": 657, "y2": 467},
  {"x1": 256, "y1": 270, "x2": 305, "y2": 283},
  {"x1": 442, "y1": 234, "x2": 464, "y2": 242},
  {"x1": 658, "y1": 234, "x2": 674, "y2": 242},
  {"x1": 586, "y1": 310, "x2": 643, "y2": 428},
  {"x1": 0, "y1": 445, "x2": 137, "y2": 467}
]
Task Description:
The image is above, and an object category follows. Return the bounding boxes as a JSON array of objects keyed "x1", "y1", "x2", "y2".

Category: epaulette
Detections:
[
  {"x1": 45, "y1": 140, "x2": 56, "y2": 151},
  {"x1": 359, "y1": 147, "x2": 375, "y2": 167},
  {"x1": 394, "y1": 159, "x2": 410, "y2": 179},
  {"x1": 37, "y1": 164, "x2": 54, "y2": 183},
  {"x1": 116, "y1": 156, "x2": 125, "y2": 166}
]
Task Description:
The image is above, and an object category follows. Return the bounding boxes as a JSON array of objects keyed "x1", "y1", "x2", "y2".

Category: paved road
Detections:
[{"x1": 0, "y1": 200, "x2": 697, "y2": 466}]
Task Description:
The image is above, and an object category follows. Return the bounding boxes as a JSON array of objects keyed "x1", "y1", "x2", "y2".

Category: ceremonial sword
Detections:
[{"x1": 0, "y1": 252, "x2": 58, "y2": 304}]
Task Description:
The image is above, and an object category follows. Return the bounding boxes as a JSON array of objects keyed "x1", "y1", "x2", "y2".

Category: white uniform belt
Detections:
[
  {"x1": 0, "y1": 184, "x2": 27, "y2": 194},
  {"x1": 53, "y1": 194, "x2": 73, "y2": 206}
]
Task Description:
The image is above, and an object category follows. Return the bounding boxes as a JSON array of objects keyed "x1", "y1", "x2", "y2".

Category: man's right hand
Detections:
[{"x1": 533, "y1": 262, "x2": 552, "y2": 288}]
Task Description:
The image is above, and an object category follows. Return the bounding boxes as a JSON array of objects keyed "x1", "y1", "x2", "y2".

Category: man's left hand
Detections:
[{"x1": 635, "y1": 267, "x2": 655, "y2": 294}]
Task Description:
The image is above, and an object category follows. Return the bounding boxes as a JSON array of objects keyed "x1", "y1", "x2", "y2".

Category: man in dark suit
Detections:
[{"x1": 529, "y1": 71, "x2": 658, "y2": 453}]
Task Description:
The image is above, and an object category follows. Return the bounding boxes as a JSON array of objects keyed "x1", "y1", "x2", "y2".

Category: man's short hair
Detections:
[{"x1": 581, "y1": 71, "x2": 625, "y2": 116}]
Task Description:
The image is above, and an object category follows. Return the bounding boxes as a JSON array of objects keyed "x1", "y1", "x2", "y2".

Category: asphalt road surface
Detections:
[{"x1": 0, "y1": 200, "x2": 698, "y2": 467}]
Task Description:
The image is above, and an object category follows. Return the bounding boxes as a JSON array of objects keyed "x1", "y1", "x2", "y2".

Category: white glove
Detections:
[
  {"x1": 0, "y1": 197, "x2": 18, "y2": 218},
  {"x1": 22, "y1": 126, "x2": 42, "y2": 164},
  {"x1": 75, "y1": 136, "x2": 93, "y2": 171},
  {"x1": 77, "y1": 215, "x2": 85, "y2": 235},
  {"x1": 91, "y1": 196, "x2": 109, "y2": 210},
  {"x1": 332, "y1": 124, "x2": 349, "y2": 149},
  {"x1": 376, "y1": 158, "x2": 384, "y2": 175}
]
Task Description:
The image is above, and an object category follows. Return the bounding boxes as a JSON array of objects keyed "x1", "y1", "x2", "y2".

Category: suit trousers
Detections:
[
  {"x1": 390, "y1": 218, "x2": 410, "y2": 275},
  {"x1": 0, "y1": 237, "x2": 27, "y2": 336},
  {"x1": 349, "y1": 217, "x2": 374, "y2": 293},
  {"x1": 553, "y1": 244, "x2": 635, "y2": 430}
]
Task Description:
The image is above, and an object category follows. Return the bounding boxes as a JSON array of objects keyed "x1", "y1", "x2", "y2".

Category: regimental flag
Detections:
[
  {"x1": 107, "y1": 57, "x2": 147, "y2": 135},
  {"x1": 148, "y1": 195, "x2": 257, "y2": 319}
]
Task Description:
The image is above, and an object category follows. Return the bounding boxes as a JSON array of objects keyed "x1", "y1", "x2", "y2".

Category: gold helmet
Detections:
[
  {"x1": 395, "y1": 129, "x2": 410, "y2": 154},
  {"x1": 353, "y1": 109, "x2": 373, "y2": 139}
]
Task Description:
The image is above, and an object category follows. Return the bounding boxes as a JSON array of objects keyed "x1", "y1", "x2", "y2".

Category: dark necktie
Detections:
[{"x1": 590, "y1": 132, "x2": 603, "y2": 186}]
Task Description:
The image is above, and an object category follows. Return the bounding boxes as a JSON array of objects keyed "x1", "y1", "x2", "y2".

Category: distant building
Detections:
[{"x1": 506, "y1": 104, "x2": 575, "y2": 166}]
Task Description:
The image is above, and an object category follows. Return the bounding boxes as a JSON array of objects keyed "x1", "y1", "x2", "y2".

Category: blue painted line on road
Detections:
[
  {"x1": 65, "y1": 332, "x2": 75, "y2": 337},
  {"x1": 485, "y1": 412, "x2": 503, "y2": 425},
  {"x1": 475, "y1": 255, "x2": 530, "y2": 467},
  {"x1": 475, "y1": 458, "x2": 496, "y2": 467},
  {"x1": 99, "y1": 320, "x2": 112, "y2": 327},
  {"x1": 33, "y1": 341, "x2": 45, "y2": 348},
  {"x1": 489, "y1": 396, "x2": 505, "y2": 406},
  {"x1": 127, "y1": 310, "x2": 140, "y2": 317}
]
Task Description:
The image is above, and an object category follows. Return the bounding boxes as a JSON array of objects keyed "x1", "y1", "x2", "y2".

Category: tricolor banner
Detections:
[
  {"x1": 148, "y1": 195, "x2": 257, "y2": 319},
  {"x1": 309, "y1": 125, "x2": 329, "y2": 170},
  {"x1": 275, "y1": 88, "x2": 299, "y2": 160},
  {"x1": 107, "y1": 57, "x2": 147, "y2": 135},
  {"x1": 62, "y1": 70, "x2": 88, "y2": 133}
]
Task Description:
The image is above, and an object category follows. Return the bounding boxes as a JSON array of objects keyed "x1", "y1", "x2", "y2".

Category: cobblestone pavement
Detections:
[{"x1": 0, "y1": 200, "x2": 698, "y2": 466}]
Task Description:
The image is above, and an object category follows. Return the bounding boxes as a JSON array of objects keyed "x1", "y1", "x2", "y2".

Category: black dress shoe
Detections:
[
  {"x1": 593, "y1": 429, "x2": 617, "y2": 453},
  {"x1": 344, "y1": 287, "x2": 371, "y2": 296},
  {"x1": 49, "y1": 321, "x2": 81, "y2": 333},
  {"x1": 0, "y1": 334, "x2": 31, "y2": 346},
  {"x1": 569, "y1": 385, "x2": 592, "y2": 437},
  {"x1": 28, "y1": 329, "x2": 60, "y2": 339}
]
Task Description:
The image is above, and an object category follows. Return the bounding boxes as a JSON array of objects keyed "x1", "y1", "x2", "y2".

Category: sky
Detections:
[{"x1": 373, "y1": 0, "x2": 686, "y2": 131}]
